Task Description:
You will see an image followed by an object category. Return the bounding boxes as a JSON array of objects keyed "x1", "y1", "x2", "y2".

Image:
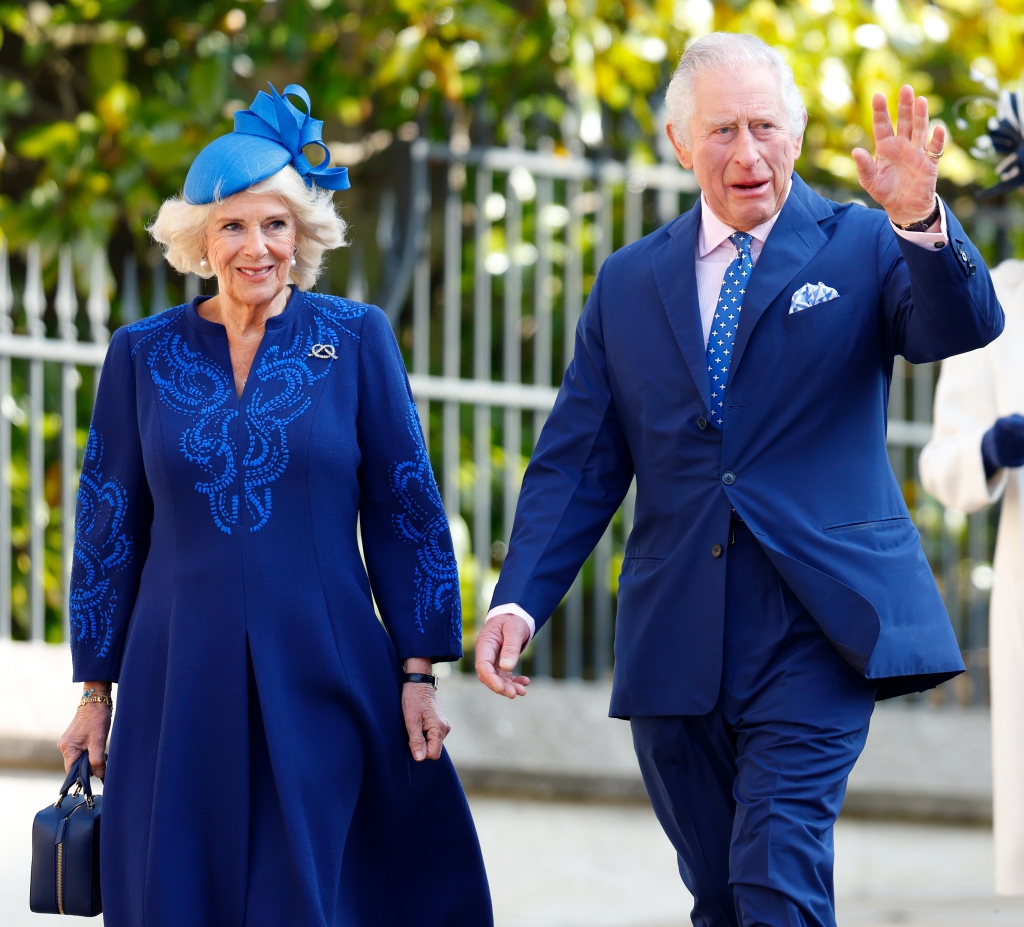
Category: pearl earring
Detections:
[
  {"x1": 291, "y1": 255, "x2": 297, "y2": 267},
  {"x1": 199, "y1": 255, "x2": 208, "y2": 269}
]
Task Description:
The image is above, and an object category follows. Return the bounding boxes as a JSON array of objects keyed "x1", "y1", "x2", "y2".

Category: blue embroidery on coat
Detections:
[
  {"x1": 69, "y1": 433, "x2": 133, "y2": 658},
  {"x1": 389, "y1": 402, "x2": 462, "y2": 639},
  {"x1": 305, "y1": 292, "x2": 367, "y2": 333},
  {"x1": 140, "y1": 294, "x2": 367, "y2": 533},
  {"x1": 127, "y1": 304, "x2": 187, "y2": 356},
  {"x1": 243, "y1": 320, "x2": 333, "y2": 530},
  {"x1": 148, "y1": 332, "x2": 239, "y2": 532}
]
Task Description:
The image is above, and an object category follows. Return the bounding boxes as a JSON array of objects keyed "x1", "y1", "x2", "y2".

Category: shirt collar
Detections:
[{"x1": 697, "y1": 179, "x2": 792, "y2": 258}]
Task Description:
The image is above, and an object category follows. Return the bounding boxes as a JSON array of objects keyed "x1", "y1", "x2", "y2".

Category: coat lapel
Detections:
[
  {"x1": 728, "y1": 174, "x2": 833, "y2": 379},
  {"x1": 652, "y1": 201, "x2": 711, "y2": 413}
]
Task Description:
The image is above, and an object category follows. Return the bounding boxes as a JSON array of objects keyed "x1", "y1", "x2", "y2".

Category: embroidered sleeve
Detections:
[
  {"x1": 69, "y1": 328, "x2": 154, "y2": 682},
  {"x1": 355, "y1": 306, "x2": 462, "y2": 662}
]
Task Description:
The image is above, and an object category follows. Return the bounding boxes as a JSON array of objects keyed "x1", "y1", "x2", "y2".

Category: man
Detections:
[
  {"x1": 475, "y1": 32, "x2": 1002, "y2": 927},
  {"x1": 919, "y1": 91, "x2": 1024, "y2": 898}
]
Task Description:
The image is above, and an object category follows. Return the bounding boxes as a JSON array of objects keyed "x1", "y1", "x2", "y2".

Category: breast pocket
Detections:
[{"x1": 783, "y1": 293, "x2": 856, "y2": 334}]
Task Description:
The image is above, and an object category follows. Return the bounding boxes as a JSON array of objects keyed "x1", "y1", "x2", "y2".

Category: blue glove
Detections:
[{"x1": 982, "y1": 414, "x2": 1024, "y2": 479}]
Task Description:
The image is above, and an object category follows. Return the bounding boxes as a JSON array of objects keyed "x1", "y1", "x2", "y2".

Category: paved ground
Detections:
[{"x1": 5, "y1": 770, "x2": 1024, "y2": 927}]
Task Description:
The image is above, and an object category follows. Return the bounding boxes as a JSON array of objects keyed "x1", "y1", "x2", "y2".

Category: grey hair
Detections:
[
  {"x1": 148, "y1": 166, "x2": 347, "y2": 291},
  {"x1": 665, "y1": 32, "x2": 807, "y2": 148}
]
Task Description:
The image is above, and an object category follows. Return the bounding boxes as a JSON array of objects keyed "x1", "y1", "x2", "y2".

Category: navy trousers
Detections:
[{"x1": 631, "y1": 521, "x2": 877, "y2": 927}]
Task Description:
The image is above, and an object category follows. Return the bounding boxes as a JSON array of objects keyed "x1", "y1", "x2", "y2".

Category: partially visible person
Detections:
[
  {"x1": 56, "y1": 83, "x2": 491, "y2": 927},
  {"x1": 919, "y1": 89, "x2": 1024, "y2": 897}
]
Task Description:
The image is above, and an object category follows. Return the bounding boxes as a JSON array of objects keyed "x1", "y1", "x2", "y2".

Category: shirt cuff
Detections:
[
  {"x1": 890, "y1": 199, "x2": 948, "y2": 249},
  {"x1": 485, "y1": 603, "x2": 536, "y2": 644}
]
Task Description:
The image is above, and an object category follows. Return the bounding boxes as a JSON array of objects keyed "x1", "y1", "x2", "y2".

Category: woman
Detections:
[
  {"x1": 57, "y1": 84, "x2": 492, "y2": 926},
  {"x1": 919, "y1": 90, "x2": 1024, "y2": 896},
  {"x1": 921, "y1": 257, "x2": 1024, "y2": 896}
]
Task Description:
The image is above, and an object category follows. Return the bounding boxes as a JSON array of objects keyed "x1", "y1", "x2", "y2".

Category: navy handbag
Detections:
[{"x1": 30, "y1": 753, "x2": 102, "y2": 916}]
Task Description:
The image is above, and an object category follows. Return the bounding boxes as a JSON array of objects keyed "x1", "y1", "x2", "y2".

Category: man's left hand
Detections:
[{"x1": 852, "y1": 84, "x2": 944, "y2": 227}]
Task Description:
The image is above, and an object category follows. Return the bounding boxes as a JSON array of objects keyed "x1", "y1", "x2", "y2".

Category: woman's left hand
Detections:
[{"x1": 402, "y1": 682, "x2": 451, "y2": 762}]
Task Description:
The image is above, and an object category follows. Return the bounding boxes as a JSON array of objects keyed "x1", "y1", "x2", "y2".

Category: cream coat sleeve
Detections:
[{"x1": 918, "y1": 343, "x2": 1007, "y2": 513}]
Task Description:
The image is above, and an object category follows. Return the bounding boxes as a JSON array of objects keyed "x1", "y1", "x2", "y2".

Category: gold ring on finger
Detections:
[{"x1": 927, "y1": 149, "x2": 943, "y2": 160}]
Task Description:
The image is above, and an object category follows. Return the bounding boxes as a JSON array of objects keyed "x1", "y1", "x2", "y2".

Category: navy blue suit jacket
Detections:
[{"x1": 492, "y1": 174, "x2": 1004, "y2": 716}]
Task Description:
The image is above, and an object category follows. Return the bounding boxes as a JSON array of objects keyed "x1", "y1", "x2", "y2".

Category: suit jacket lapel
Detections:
[
  {"x1": 652, "y1": 202, "x2": 711, "y2": 413},
  {"x1": 729, "y1": 174, "x2": 833, "y2": 379}
]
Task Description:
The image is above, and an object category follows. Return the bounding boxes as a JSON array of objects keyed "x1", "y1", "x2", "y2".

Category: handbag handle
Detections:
[{"x1": 55, "y1": 753, "x2": 94, "y2": 808}]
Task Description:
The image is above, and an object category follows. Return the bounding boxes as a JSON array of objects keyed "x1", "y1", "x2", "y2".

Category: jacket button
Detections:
[
  {"x1": 711, "y1": 544, "x2": 723, "y2": 558},
  {"x1": 960, "y1": 249, "x2": 968, "y2": 261},
  {"x1": 698, "y1": 416, "x2": 707, "y2": 430},
  {"x1": 722, "y1": 471, "x2": 736, "y2": 485}
]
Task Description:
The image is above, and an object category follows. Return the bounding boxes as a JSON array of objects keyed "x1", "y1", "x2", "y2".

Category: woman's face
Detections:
[{"x1": 205, "y1": 192, "x2": 297, "y2": 307}]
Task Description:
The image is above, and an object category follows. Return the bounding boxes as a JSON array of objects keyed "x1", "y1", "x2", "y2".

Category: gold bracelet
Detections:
[{"x1": 78, "y1": 693, "x2": 113, "y2": 710}]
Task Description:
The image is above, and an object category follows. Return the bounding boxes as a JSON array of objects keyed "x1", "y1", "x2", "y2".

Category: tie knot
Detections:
[{"x1": 730, "y1": 232, "x2": 752, "y2": 255}]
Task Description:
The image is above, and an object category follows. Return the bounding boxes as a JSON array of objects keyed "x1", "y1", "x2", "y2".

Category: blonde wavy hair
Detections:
[{"x1": 148, "y1": 166, "x2": 347, "y2": 291}]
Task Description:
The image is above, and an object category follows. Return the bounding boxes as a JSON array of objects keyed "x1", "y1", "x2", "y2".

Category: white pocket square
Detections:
[{"x1": 789, "y1": 282, "x2": 840, "y2": 314}]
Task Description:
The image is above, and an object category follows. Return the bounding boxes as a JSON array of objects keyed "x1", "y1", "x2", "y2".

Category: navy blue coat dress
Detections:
[{"x1": 68, "y1": 288, "x2": 492, "y2": 927}]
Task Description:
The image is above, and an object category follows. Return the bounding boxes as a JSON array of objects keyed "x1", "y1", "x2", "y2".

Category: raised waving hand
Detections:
[{"x1": 852, "y1": 84, "x2": 944, "y2": 227}]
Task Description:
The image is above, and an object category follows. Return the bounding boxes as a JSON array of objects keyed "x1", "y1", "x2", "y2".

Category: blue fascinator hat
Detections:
[
  {"x1": 183, "y1": 83, "x2": 350, "y2": 205},
  {"x1": 975, "y1": 91, "x2": 1024, "y2": 200}
]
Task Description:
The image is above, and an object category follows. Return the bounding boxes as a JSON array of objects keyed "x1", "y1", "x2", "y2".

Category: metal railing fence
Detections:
[
  {"x1": 401, "y1": 139, "x2": 703, "y2": 683},
  {"x1": 0, "y1": 141, "x2": 1007, "y2": 706},
  {"x1": 0, "y1": 240, "x2": 108, "y2": 646}
]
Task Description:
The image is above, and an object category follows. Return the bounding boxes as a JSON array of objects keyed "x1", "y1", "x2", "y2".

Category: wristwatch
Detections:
[
  {"x1": 895, "y1": 198, "x2": 941, "y2": 233},
  {"x1": 402, "y1": 672, "x2": 439, "y2": 689}
]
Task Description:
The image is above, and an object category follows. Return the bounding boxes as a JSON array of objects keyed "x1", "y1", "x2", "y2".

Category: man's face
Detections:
[{"x1": 668, "y1": 67, "x2": 804, "y2": 231}]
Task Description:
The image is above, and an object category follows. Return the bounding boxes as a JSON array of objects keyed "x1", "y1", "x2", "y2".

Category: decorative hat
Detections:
[
  {"x1": 183, "y1": 83, "x2": 350, "y2": 205},
  {"x1": 975, "y1": 91, "x2": 1024, "y2": 200}
]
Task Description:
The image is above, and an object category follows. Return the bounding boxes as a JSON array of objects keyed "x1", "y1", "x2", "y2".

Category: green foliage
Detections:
[
  {"x1": 0, "y1": 0, "x2": 559, "y2": 260},
  {"x1": 0, "y1": 0, "x2": 1014, "y2": 660},
  {"x1": 1, "y1": 0, "x2": 1023, "y2": 258}
]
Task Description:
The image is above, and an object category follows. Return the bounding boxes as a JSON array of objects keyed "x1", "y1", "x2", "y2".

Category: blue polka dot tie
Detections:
[{"x1": 706, "y1": 232, "x2": 753, "y2": 428}]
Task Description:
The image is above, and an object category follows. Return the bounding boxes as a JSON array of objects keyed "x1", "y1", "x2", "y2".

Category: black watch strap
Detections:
[
  {"x1": 896, "y1": 198, "x2": 941, "y2": 233},
  {"x1": 403, "y1": 672, "x2": 438, "y2": 688}
]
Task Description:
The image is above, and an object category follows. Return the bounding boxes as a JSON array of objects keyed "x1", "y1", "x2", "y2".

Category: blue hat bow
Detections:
[
  {"x1": 233, "y1": 84, "x2": 350, "y2": 191},
  {"x1": 184, "y1": 83, "x2": 350, "y2": 205}
]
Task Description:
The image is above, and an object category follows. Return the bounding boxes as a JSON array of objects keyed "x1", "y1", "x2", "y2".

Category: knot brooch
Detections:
[{"x1": 308, "y1": 343, "x2": 337, "y2": 360}]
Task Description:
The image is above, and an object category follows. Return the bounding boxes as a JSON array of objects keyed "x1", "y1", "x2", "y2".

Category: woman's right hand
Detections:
[{"x1": 58, "y1": 701, "x2": 112, "y2": 779}]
